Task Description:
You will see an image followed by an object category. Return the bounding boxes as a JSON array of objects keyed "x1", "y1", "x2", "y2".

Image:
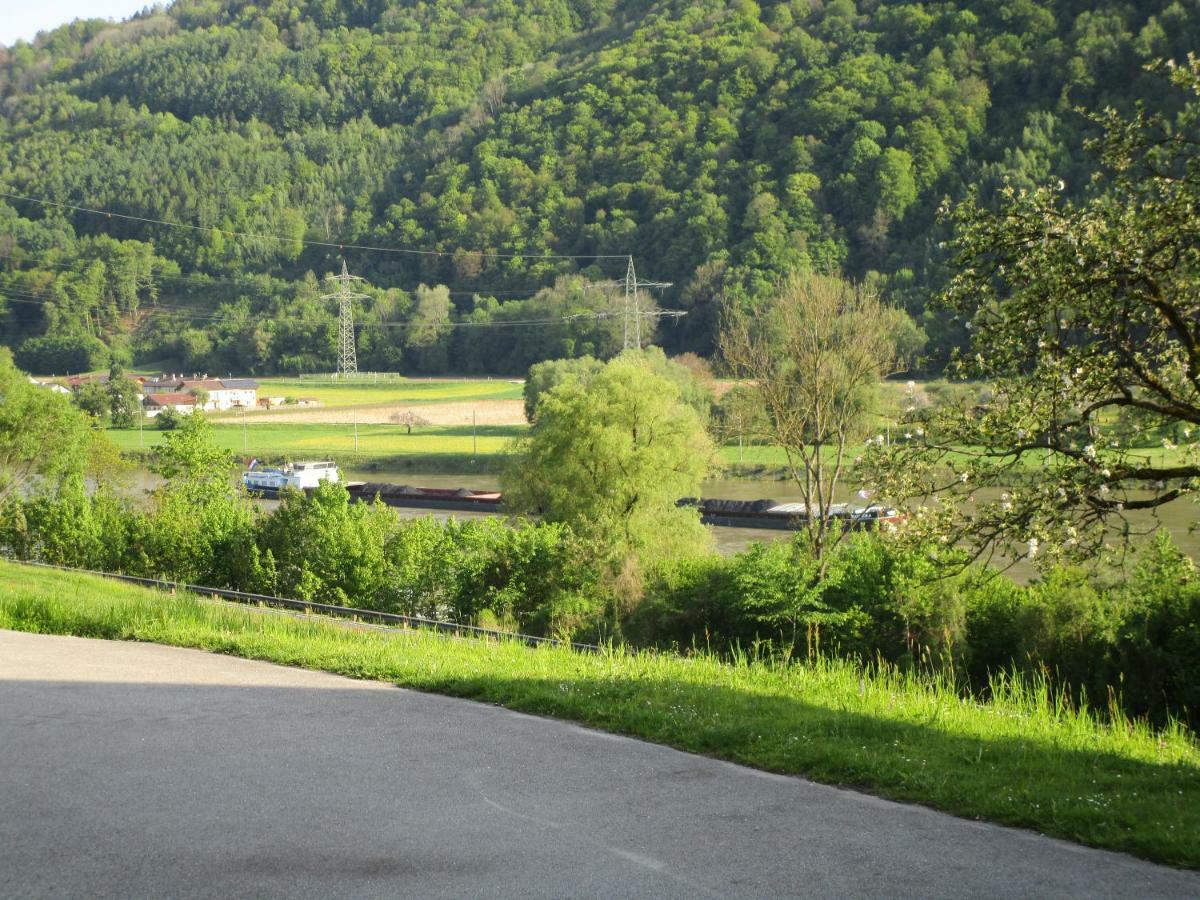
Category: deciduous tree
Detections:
[
  {"x1": 721, "y1": 273, "x2": 911, "y2": 568},
  {"x1": 503, "y1": 355, "x2": 714, "y2": 587},
  {"x1": 864, "y1": 60, "x2": 1200, "y2": 565}
]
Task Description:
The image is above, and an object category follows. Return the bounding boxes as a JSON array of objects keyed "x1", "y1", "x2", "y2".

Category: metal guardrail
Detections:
[{"x1": 16, "y1": 560, "x2": 601, "y2": 654}]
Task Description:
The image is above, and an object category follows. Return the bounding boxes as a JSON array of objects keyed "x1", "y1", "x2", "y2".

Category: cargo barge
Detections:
[
  {"x1": 678, "y1": 498, "x2": 904, "y2": 531},
  {"x1": 244, "y1": 464, "x2": 901, "y2": 530},
  {"x1": 348, "y1": 482, "x2": 503, "y2": 512}
]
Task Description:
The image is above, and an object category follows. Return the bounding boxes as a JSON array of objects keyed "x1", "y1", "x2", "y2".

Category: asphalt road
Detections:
[{"x1": 2, "y1": 629, "x2": 1197, "y2": 899}]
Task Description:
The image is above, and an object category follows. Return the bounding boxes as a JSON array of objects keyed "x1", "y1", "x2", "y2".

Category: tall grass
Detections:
[{"x1": 1, "y1": 560, "x2": 1196, "y2": 868}]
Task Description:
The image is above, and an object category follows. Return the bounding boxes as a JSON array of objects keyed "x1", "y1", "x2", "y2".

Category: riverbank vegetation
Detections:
[{"x1": 1, "y1": 560, "x2": 1196, "y2": 868}]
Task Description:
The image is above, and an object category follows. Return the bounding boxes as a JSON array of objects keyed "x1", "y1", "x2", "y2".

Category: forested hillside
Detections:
[{"x1": 1, "y1": 0, "x2": 1196, "y2": 375}]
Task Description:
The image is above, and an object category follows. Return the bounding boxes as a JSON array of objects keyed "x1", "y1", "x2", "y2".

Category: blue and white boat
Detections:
[{"x1": 242, "y1": 460, "x2": 341, "y2": 498}]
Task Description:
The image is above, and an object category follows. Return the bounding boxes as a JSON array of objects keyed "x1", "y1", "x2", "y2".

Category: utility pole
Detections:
[{"x1": 321, "y1": 260, "x2": 369, "y2": 379}]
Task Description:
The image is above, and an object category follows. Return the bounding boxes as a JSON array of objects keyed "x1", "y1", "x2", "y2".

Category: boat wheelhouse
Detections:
[{"x1": 242, "y1": 461, "x2": 341, "y2": 498}]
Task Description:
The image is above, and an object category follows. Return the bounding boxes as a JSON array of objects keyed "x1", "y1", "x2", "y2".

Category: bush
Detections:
[
  {"x1": 628, "y1": 554, "x2": 736, "y2": 649},
  {"x1": 255, "y1": 482, "x2": 396, "y2": 606},
  {"x1": 378, "y1": 515, "x2": 599, "y2": 635},
  {"x1": 156, "y1": 407, "x2": 183, "y2": 430}
]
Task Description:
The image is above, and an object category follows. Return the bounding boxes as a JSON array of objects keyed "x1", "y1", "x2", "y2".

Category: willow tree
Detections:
[
  {"x1": 864, "y1": 60, "x2": 1200, "y2": 566},
  {"x1": 721, "y1": 273, "x2": 907, "y2": 567},
  {"x1": 502, "y1": 354, "x2": 714, "y2": 593}
]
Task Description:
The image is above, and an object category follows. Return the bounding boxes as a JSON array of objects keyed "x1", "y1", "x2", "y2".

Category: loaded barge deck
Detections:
[{"x1": 347, "y1": 483, "x2": 902, "y2": 531}]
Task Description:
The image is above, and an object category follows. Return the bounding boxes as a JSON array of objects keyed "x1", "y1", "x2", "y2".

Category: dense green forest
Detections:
[{"x1": 1, "y1": 0, "x2": 1197, "y2": 375}]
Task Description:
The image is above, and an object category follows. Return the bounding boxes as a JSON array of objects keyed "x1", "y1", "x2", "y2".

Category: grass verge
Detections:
[{"x1": 2, "y1": 560, "x2": 1197, "y2": 868}]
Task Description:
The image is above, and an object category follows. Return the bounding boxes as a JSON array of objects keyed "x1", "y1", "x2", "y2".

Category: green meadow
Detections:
[
  {"x1": 108, "y1": 422, "x2": 523, "y2": 464},
  {"x1": 251, "y1": 377, "x2": 524, "y2": 408},
  {"x1": 108, "y1": 419, "x2": 787, "y2": 469},
  {"x1": 1, "y1": 560, "x2": 1196, "y2": 868}
]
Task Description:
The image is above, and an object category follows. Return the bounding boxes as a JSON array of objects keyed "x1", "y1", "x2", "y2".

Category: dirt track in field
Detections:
[{"x1": 235, "y1": 399, "x2": 527, "y2": 426}]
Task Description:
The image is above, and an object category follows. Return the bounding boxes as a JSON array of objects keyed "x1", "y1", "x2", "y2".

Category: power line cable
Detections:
[
  {"x1": 0, "y1": 291, "x2": 617, "y2": 331},
  {"x1": 0, "y1": 249, "x2": 617, "y2": 298},
  {"x1": 0, "y1": 190, "x2": 629, "y2": 261}
]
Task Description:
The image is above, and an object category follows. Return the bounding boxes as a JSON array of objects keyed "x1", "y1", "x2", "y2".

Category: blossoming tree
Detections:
[{"x1": 864, "y1": 59, "x2": 1200, "y2": 565}]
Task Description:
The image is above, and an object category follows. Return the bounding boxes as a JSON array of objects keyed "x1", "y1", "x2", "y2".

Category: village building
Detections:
[
  {"x1": 219, "y1": 378, "x2": 260, "y2": 409},
  {"x1": 66, "y1": 373, "x2": 145, "y2": 391},
  {"x1": 175, "y1": 377, "x2": 258, "y2": 411},
  {"x1": 28, "y1": 377, "x2": 71, "y2": 395},
  {"x1": 143, "y1": 392, "x2": 197, "y2": 417}
]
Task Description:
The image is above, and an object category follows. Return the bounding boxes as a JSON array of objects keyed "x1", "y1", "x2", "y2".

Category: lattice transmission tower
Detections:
[
  {"x1": 623, "y1": 256, "x2": 678, "y2": 350},
  {"x1": 561, "y1": 259, "x2": 683, "y2": 346},
  {"x1": 321, "y1": 261, "x2": 369, "y2": 378}
]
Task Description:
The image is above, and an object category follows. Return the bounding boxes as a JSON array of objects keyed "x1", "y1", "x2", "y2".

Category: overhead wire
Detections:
[
  {"x1": 0, "y1": 290, "x2": 619, "y2": 331},
  {"x1": 0, "y1": 190, "x2": 630, "y2": 261},
  {"x1": 0, "y1": 249, "x2": 623, "y2": 299},
  {"x1": 0, "y1": 190, "x2": 631, "y2": 339}
]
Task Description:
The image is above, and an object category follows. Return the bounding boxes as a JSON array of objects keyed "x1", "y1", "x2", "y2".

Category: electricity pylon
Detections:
[
  {"x1": 561, "y1": 262, "x2": 684, "y2": 347},
  {"x1": 322, "y1": 260, "x2": 369, "y2": 378},
  {"x1": 623, "y1": 256, "x2": 677, "y2": 350}
]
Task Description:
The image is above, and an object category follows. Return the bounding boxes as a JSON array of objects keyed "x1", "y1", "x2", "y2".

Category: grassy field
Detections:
[
  {"x1": 108, "y1": 422, "x2": 524, "y2": 464},
  {"x1": 109, "y1": 420, "x2": 787, "y2": 469},
  {"x1": 252, "y1": 377, "x2": 524, "y2": 408},
  {"x1": 1, "y1": 561, "x2": 1197, "y2": 868},
  {"x1": 110, "y1": 419, "x2": 1185, "y2": 477}
]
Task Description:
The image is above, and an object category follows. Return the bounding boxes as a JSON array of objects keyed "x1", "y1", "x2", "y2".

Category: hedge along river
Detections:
[
  {"x1": 122, "y1": 467, "x2": 812, "y2": 556},
  {"x1": 122, "y1": 467, "x2": 1200, "y2": 571}
]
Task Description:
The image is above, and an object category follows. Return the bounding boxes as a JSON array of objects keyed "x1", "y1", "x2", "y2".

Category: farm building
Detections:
[
  {"x1": 219, "y1": 378, "x2": 259, "y2": 408},
  {"x1": 143, "y1": 393, "x2": 197, "y2": 417}
]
